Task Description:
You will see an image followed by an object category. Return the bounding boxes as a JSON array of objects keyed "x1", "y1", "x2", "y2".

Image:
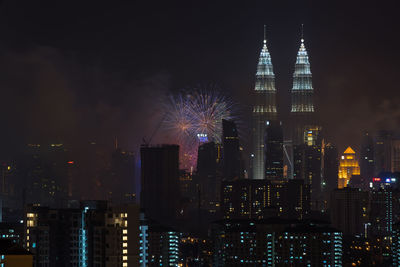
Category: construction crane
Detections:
[{"x1": 142, "y1": 113, "x2": 167, "y2": 146}]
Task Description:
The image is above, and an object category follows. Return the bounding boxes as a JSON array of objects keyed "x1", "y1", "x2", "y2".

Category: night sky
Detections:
[{"x1": 1, "y1": 0, "x2": 400, "y2": 157}]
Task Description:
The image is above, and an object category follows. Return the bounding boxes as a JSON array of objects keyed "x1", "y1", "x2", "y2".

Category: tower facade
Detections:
[
  {"x1": 252, "y1": 29, "x2": 277, "y2": 180},
  {"x1": 290, "y1": 38, "x2": 315, "y2": 145},
  {"x1": 338, "y1": 146, "x2": 360, "y2": 189},
  {"x1": 265, "y1": 120, "x2": 284, "y2": 180},
  {"x1": 360, "y1": 131, "x2": 375, "y2": 181},
  {"x1": 222, "y1": 119, "x2": 241, "y2": 180}
]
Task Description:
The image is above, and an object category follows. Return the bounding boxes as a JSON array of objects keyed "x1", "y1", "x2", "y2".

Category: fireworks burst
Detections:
[{"x1": 162, "y1": 89, "x2": 238, "y2": 169}]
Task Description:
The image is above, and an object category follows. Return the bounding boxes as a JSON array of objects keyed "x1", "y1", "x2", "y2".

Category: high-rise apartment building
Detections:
[
  {"x1": 220, "y1": 179, "x2": 309, "y2": 220},
  {"x1": 212, "y1": 219, "x2": 342, "y2": 267},
  {"x1": 370, "y1": 188, "x2": 393, "y2": 238},
  {"x1": 139, "y1": 219, "x2": 180, "y2": 267},
  {"x1": 330, "y1": 188, "x2": 369, "y2": 236},
  {"x1": 24, "y1": 201, "x2": 139, "y2": 267},
  {"x1": 293, "y1": 143, "x2": 322, "y2": 210}
]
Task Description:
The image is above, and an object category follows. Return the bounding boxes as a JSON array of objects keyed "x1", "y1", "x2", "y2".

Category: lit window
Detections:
[
  {"x1": 123, "y1": 236, "x2": 128, "y2": 241},
  {"x1": 123, "y1": 229, "x2": 128, "y2": 234}
]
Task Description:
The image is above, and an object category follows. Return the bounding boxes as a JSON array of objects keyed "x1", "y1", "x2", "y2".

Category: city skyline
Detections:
[{"x1": 1, "y1": 1, "x2": 400, "y2": 266}]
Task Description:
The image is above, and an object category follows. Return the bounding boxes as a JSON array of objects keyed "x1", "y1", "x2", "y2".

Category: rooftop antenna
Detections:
[{"x1": 301, "y1": 23, "x2": 304, "y2": 42}]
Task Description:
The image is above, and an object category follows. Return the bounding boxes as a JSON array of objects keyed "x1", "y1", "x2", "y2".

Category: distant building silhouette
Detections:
[
  {"x1": 360, "y1": 132, "x2": 375, "y2": 181},
  {"x1": 265, "y1": 120, "x2": 284, "y2": 180},
  {"x1": 222, "y1": 119, "x2": 241, "y2": 181},
  {"x1": 140, "y1": 145, "x2": 180, "y2": 225},
  {"x1": 197, "y1": 142, "x2": 222, "y2": 215},
  {"x1": 330, "y1": 187, "x2": 369, "y2": 236},
  {"x1": 221, "y1": 179, "x2": 309, "y2": 220}
]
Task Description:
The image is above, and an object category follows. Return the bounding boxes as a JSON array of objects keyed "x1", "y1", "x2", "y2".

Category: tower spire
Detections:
[
  {"x1": 263, "y1": 25, "x2": 267, "y2": 44},
  {"x1": 301, "y1": 23, "x2": 304, "y2": 42}
]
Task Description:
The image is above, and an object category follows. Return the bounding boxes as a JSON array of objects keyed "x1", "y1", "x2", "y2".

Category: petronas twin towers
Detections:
[{"x1": 252, "y1": 27, "x2": 315, "y2": 180}]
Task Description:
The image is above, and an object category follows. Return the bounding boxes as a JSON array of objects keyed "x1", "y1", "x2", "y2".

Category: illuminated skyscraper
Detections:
[
  {"x1": 338, "y1": 147, "x2": 360, "y2": 189},
  {"x1": 252, "y1": 26, "x2": 277, "y2": 180},
  {"x1": 290, "y1": 34, "x2": 316, "y2": 145}
]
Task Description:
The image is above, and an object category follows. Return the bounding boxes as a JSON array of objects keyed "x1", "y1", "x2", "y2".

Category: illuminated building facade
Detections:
[
  {"x1": 139, "y1": 219, "x2": 181, "y2": 267},
  {"x1": 252, "y1": 27, "x2": 277, "y2": 180},
  {"x1": 290, "y1": 37, "x2": 317, "y2": 146},
  {"x1": 330, "y1": 188, "x2": 369, "y2": 236},
  {"x1": 220, "y1": 179, "x2": 309, "y2": 220},
  {"x1": 24, "y1": 201, "x2": 139, "y2": 267},
  {"x1": 212, "y1": 219, "x2": 342, "y2": 267},
  {"x1": 369, "y1": 188, "x2": 393, "y2": 238},
  {"x1": 392, "y1": 222, "x2": 400, "y2": 266},
  {"x1": 338, "y1": 147, "x2": 360, "y2": 189},
  {"x1": 275, "y1": 225, "x2": 342, "y2": 266}
]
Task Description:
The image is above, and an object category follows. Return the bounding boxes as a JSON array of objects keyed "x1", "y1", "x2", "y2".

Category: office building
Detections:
[
  {"x1": 374, "y1": 130, "x2": 393, "y2": 174},
  {"x1": 222, "y1": 119, "x2": 241, "y2": 181},
  {"x1": 322, "y1": 143, "x2": 339, "y2": 193},
  {"x1": 265, "y1": 120, "x2": 284, "y2": 180},
  {"x1": 197, "y1": 142, "x2": 222, "y2": 214},
  {"x1": 109, "y1": 148, "x2": 135, "y2": 203},
  {"x1": 293, "y1": 143, "x2": 322, "y2": 210},
  {"x1": 140, "y1": 145, "x2": 180, "y2": 225},
  {"x1": 360, "y1": 132, "x2": 375, "y2": 181},
  {"x1": 338, "y1": 147, "x2": 360, "y2": 189},
  {"x1": 252, "y1": 27, "x2": 278, "y2": 180},
  {"x1": 290, "y1": 36, "x2": 318, "y2": 146}
]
